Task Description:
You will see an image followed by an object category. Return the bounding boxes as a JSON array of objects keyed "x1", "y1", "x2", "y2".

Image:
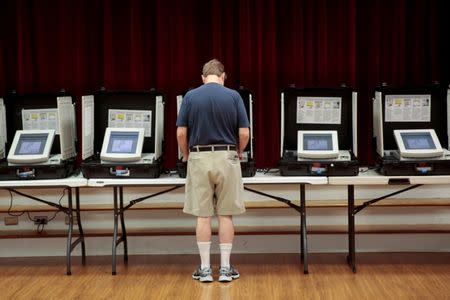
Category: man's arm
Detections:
[
  {"x1": 238, "y1": 127, "x2": 250, "y2": 159},
  {"x1": 176, "y1": 126, "x2": 189, "y2": 162}
]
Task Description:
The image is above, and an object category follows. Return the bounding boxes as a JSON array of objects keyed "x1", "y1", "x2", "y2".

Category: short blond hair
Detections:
[{"x1": 202, "y1": 59, "x2": 225, "y2": 77}]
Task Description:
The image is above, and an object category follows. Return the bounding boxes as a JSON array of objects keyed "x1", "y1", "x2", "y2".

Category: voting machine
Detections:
[
  {"x1": 176, "y1": 87, "x2": 256, "y2": 177},
  {"x1": 373, "y1": 84, "x2": 450, "y2": 175},
  {"x1": 279, "y1": 86, "x2": 359, "y2": 176},
  {"x1": 0, "y1": 92, "x2": 77, "y2": 180},
  {"x1": 81, "y1": 89, "x2": 164, "y2": 178}
]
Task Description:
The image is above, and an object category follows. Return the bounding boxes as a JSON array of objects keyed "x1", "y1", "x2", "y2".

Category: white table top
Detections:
[
  {"x1": 88, "y1": 175, "x2": 185, "y2": 187},
  {"x1": 242, "y1": 172, "x2": 327, "y2": 185},
  {"x1": 3, "y1": 168, "x2": 449, "y2": 187},
  {"x1": 328, "y1": 169, "x2": 450, "y2": 185},
  {"x1": 87, "y1": 172, "x2": 327, "y2": 187},
  {"x1": 0, "y1": 173, "x2": 87, "y2": 188}
]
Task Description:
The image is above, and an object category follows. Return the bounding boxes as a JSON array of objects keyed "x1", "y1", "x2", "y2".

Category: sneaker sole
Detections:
[
  {"x1": 193, "y1": 275, "x2": 213, "y2": 282},
  {"x1": 218, "y1": 274, "x2": 240, "y2": 282}
]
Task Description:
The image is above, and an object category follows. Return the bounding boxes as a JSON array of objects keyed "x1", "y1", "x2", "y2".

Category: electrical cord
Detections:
[
  {"x1": 7, "y1": 190, "x2": 26, "y2": 217},
  {"x1": 8, "y1": 190, "x2": 42, "y2": 222},
  {"x1": 162, "y1": 169, "x2": 180, "y2": 176},
  {"x1": 36, "y1": 188, "x2": 67, "y2": 233},
  {"x1": 7, "y1": 188, "x2": 68, "y2": 233},
  {"x1": 257, "y1": 168, "x2": 280, "y2": 174},
  {"x1": 47, "y1": 188, "x2": 66, "y2": 222},
  {"x1": 359, "y1": 166, "x2": 377, "y2": 173}
]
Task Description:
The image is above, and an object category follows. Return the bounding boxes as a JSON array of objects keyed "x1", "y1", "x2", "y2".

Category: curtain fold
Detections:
[{"x1": 0, "y1": 0, "x2": 448, "y2": 167}]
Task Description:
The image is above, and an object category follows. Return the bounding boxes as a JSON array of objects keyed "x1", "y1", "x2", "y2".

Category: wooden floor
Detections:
[{"x1": 1, "y1": 253, "x2": 450, "y2": 299}]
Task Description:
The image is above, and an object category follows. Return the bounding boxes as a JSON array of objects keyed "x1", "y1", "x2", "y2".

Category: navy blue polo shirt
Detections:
[{"x1": 176, "y1": 82, "x2": 250, "y2": 148}]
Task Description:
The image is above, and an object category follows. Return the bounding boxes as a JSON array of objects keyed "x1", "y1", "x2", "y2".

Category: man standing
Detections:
[{"x1": 176, "y1": 59, "x2": 250, "y2": 282}]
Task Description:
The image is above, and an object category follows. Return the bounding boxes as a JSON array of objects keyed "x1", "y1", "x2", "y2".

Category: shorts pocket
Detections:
[
  {"x1": 188, "y1": 152, "x2": 201, "y2": 161},
  {"x1": 227, "y1": 153, "x2": 239, "y2": 165}
]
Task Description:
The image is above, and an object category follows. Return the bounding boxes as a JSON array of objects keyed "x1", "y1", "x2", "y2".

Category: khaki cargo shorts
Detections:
[{"x1": 183, "y1": 150, "x2": 246, "y2": 217}]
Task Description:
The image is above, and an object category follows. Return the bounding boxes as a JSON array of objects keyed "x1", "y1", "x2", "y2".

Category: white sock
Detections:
[
  {"x1": 197, "y1": 241, "x2": 211, "y2": 269},
  {"x1": 219, "y1": 243, "x2": 233, "y2": 268}
]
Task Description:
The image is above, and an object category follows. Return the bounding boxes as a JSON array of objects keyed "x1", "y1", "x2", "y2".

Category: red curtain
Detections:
[{"x1": 1, "y1": 0, "x2": 449, "y2": 167}]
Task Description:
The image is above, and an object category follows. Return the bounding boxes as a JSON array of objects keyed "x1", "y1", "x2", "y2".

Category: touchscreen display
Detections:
[
  {"x1": 111, "y1": 139, "x2": 134, "y2": 153},
  {"x1": 14, "y1": 133, "x2": 48, "y2": 155},
  {"x1": 401, "y1": 132, "x2": 435, "y2": 150},
  {"x1": 107, "y1": 131, "x2": 139, "y2": 154},
  {"x1": 303, "y1": 134, "x2": 332, "y2": 151}
]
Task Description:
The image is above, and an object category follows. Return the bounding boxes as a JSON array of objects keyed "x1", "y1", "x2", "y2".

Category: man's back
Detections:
[{"x1": 178, "y1": 82, "x2": 249, "y2": 147}]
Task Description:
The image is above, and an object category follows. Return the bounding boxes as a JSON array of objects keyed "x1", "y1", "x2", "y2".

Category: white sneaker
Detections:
[
  {"x1": 218, "y1": 265, "x2": 240, "y2": 282},
  {"x1": 192, "y1": 266, "x2": 213, "y2": 282}
]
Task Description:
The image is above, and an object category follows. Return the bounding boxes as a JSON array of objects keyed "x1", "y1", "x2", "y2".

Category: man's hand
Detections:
[
  {"x1": 238, "y1": 151, "x2": 243, "y2": 160},
  {"x1": 177, "y1": 126, "x2": 189, "y2": 162},
  {"x1": 238, "y1": 127, "x2": 250, "y2": 158}
]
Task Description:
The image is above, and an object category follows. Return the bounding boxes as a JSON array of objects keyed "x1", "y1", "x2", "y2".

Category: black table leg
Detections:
[
  {"x1": 66, "y1": 188, "x2": 73, "y2": 275},
  {"x1": 348, "y1": 185, "x2": 356, "y2": 273},
  {"x1": 75, "y1": 187, "x2": 86, "y2": 265},
  {"x1": 300, "y1": 211, "x2": 304, "y2": 264},
  {"x1": 119, "y1": 186, "x2": 128, "y2": 264},
  {"x1": 112, "y1": 186, "x2": 119, "y2": 275},
  {"x1": 300, "y1": 183, "x2": 308, "y2": 274}
]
